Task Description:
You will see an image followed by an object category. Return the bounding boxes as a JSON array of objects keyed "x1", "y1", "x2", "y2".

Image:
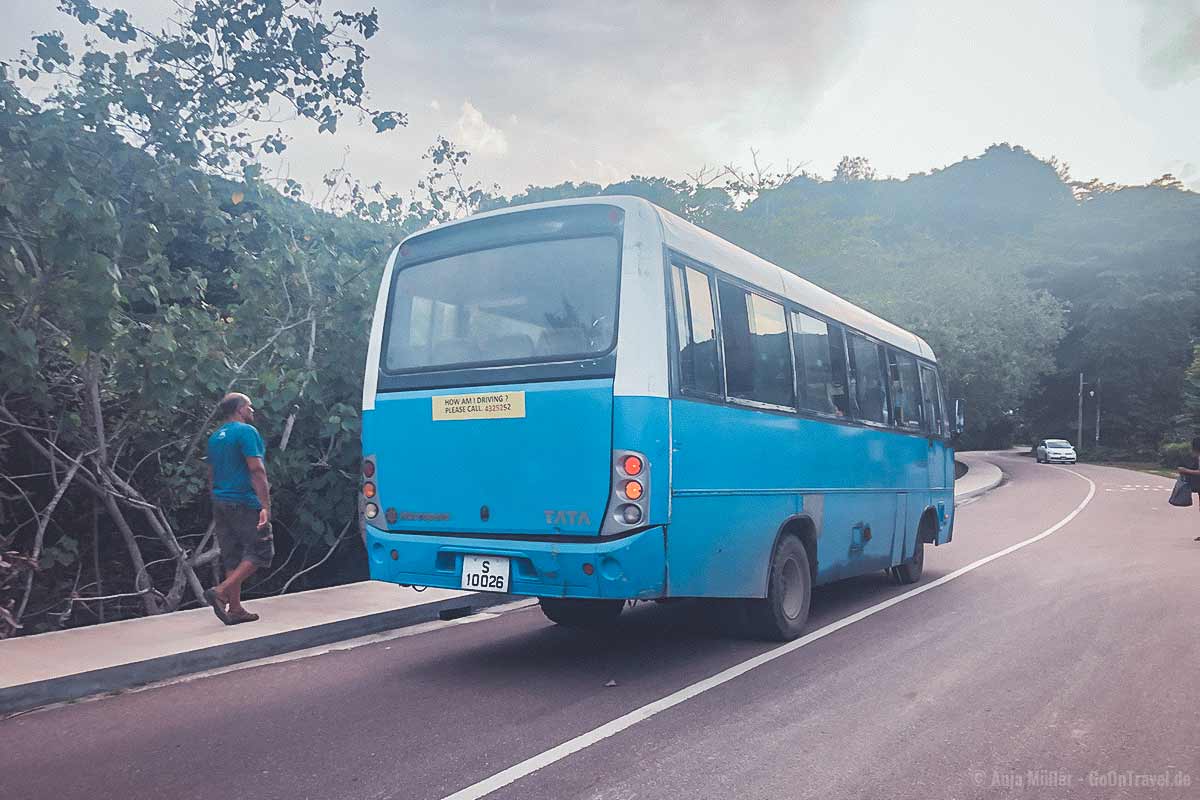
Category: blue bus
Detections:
[{"x1": 361, "y1": 197, "x2": 958, "y2": 640}]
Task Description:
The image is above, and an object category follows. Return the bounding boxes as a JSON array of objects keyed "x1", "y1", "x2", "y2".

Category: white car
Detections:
[{"x1": 1036, "y1": 439, "x2": 1077, "y2": 464}]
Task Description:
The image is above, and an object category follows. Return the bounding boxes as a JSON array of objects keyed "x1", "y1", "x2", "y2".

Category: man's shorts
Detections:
[{"x1": 212, "y1": 500, "x2": 275, "y2": 571}]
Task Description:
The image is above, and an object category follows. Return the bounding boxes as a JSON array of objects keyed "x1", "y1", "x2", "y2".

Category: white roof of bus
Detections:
[{"x1": 403, "y1": 195, "x2": 936, "y2": 362}]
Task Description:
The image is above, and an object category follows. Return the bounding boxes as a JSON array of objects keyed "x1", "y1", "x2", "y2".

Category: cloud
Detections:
[
  {"x1": 455, "y1": 101, "x2": 509, "y2": 156},
  {"x1": 567, "y1": 158, "x2": 624, "y2": 186},
  {"x1": 1135, "y1": 0, "x2": 1200, "y2": 88},
  {"x1": 1162, "y1": 159, "x2": 1199, "y2": 189},
  {"x1": 378, "y1": 0, "x2": 874, "y2": 188}
]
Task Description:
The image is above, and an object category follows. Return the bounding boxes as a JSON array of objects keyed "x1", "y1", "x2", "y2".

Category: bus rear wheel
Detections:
[
  {"x1": 891, "y1": 538, "x2": 924, "y2": 584},
  {"x1": 539, "y1": 597, "x2": 625, "y2": 628},
  {"x1": 744, "y1": 535, "x2": 812, "y2": 641}
]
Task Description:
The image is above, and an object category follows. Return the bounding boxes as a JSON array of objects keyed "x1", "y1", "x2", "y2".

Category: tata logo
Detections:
[{"x1": 544, "y1": 510, "x2": 592, "y2": 527}]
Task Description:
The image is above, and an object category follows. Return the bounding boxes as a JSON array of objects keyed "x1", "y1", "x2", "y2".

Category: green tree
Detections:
[
  {"x1": 0, "y1": 0, "x2": 403, "y2": 635},
  {"x1": 1174, "y1": 344, "x2": 1200, "y2": 435}
]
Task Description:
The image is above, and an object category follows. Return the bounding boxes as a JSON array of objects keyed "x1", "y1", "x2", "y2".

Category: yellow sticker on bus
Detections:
[{"x1": 432, "y1": 391, "x2": 526, "y2": 421}]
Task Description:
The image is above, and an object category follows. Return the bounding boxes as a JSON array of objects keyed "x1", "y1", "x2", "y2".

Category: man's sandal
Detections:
[
  {"x1": 227, "y1": 611, "x2": 260, "y2": 625},
  {"x1": 203, "y1": 588, "x2": 233, "y2": 625}
]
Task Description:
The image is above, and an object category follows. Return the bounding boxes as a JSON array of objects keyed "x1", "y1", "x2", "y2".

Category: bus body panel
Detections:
[
  {"x1": 364, "y1": 526, "x2": 666, "y2": 600},
  {"x1": 612, "y1": 199, "x2": 670, "y2": 399},
  {"x1": 363, "y1": 378, "x2": 614, "y2": 537},
  {"x1": 666, "y1": 399, "x2": 930, "y2": 596},
  {"x1": 930, "y1": 437, "x2": 955, "y2": 544},
  {"x1": 611, "y1": 395, "x2": 671, "y2": 526}
]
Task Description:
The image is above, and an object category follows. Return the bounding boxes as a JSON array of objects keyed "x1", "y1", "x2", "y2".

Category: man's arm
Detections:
[
  {"x1": 1179, "y1": 466, "x2": 1200, "y2": 476},
  {"x1": 245, "y1": 456, "x2": 271, "y2": 528}
]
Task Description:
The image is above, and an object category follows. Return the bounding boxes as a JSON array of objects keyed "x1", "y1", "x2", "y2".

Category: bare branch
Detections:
[
  {"x1": 180, "y1": 315, "x2": 314, "y2": 467},
  {"x1": 280, "y1": 232, "x2": 319, "y2": 452},
  {"x1": 279, "y1": 518, "x2": 352, "y2": 595},
  {"x1": 85, "y1": 355, "x2": 109, "y2": 467},
  {"x1": 98, "y1": 491, "x2": 161, "y2": 615},
  {"x1": 61, "y1": 588, "x2": 160, "y2": 606},
  {"x1": 123, "y1": 436, "x2": 190, "y2": 481},
  {"x1": 0, "y1": 474, "x2": 41, "y2": 536},
  {"x1": 103, "y1": 468, "x2": 206, "y2": 608},
  {"x1": 16, "y1": 455, "x2": 84, "y2": 621}
]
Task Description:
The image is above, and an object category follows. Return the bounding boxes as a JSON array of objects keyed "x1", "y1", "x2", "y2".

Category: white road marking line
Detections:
[{"x1": 440, "y1": 466, "x2": 1097, "y2": 800}]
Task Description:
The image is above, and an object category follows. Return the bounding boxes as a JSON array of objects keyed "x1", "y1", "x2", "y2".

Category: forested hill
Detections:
[{"x1": 492, "y1": 144, "x2": 1200, "y2": 454}]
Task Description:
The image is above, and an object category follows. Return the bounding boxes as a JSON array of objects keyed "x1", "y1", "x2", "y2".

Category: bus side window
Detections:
[
  {"x1": 919, "y1": 364, "x2": 944, "y2": 437},
  {"x1": 827, "y1": 323, "x2": 852, "y2": 417},
  {"x1": 936, "y1": 369, "x2": 948, "y2": 437},
  {"x1": 670, "y1": 265, "x2": 690, "y2": 378},
  {"x1": 847, "y1": 333, "x2": 889, "y2": 425},
  {"x1": 716, "y1": 281, "x2": 793, "y2": 408},
  {"x1": 792, "y1": 310, "x2": 838, "y2": 416},
  {"x1": 670, "y1": 264, "x2": 722, "y2": 396},
  {"x1": 888, "y1": 349, "x2": 924, "y2": 431}
]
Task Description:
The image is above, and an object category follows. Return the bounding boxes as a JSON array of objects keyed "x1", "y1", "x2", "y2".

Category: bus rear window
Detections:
[{"x1": 384, "y1": 236, "x2": 620, "y2": 372}]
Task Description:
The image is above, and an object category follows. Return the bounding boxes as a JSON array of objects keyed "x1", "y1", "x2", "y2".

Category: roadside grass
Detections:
[
  {"x1": 1079, "y1": 460, "x2": 1177, "y2": 479},
  {"x1": 1009, "y1": 446, "x2": 1178, "y2": 479}
]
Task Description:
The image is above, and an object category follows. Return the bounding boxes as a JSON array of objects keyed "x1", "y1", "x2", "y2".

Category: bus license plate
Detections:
[{"x1": 460, "y1": 555, "x2": 510, "y2": 593}]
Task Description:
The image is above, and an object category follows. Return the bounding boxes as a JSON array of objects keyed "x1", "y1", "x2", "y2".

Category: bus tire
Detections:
[
  {"x1": 744, "y1": 535, "x2": 812, "y2": 641},
  {"x1": 891, "y1": 538, "x2": 924, "y2": 584},
  {"x1": 539, "y1": 597, "x2": 625, "y2": 628}
]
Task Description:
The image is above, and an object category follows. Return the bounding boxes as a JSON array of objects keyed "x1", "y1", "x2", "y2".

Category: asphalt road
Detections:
[{"x1": 5, "y1": 455, "x2": 1199, "y2": 800}]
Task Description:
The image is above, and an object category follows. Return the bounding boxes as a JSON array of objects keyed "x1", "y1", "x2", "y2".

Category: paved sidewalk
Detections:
[
  {"x1": 0, "y1": 582, "x2": 507, "y2": 714},
  {"x1": 1, "y1": 453, "x2": 1005, "y2": 715},
  {"x1": 955, "y1": 451, "x2": 1006, "y2": 500}
]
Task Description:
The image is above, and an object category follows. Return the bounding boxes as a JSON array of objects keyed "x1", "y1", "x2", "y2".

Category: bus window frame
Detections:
[
  {"x1": 376, "y1": 207, "x2": 627, "y2": 392},
  {"x1": 381, "y1": 233, "x2": 623, "y2": 374},
  {"x1": 663, "y1": 248, "x2": 947, "y2": 440},
  {"x1": 886, "y1": 346, "x2": 927, "y2": 433},
  {"x1": 669, "y1": 262, "x2": 726, "y2": 401},
  {"x1": 791, "y1": 308, "x2": 846, "y2": 421},
  {"x1": 845, "y1": 331, "x2": 892, "y2": 429},
  {"x1": 936, "y1": 369, "x2": 949, "y2": 439},
  {"x1": 918, "y1": 362, "x2": 946, "y2": 438},
  {"x1": 712, "y1": 276, "x2": 798, "y2": 413}
]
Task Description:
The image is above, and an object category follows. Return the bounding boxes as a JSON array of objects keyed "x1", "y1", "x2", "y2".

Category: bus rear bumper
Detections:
[{"x1": 365, "y1": 526, "x2": 666, "y2": 600}]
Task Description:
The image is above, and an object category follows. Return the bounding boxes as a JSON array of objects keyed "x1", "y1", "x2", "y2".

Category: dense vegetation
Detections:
[
  {"x1": 490, "y1": 149, "x2": 1200, "y2": 454},
  {"x1": 1, "y1": 1, "x2": 1197, "y2": 636}
]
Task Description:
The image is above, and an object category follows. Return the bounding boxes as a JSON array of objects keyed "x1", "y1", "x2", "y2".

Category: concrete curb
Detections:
[
  {"x1": 954, "y1": 453, "x2": 1005, "y2": 502},
  {"x1": 0, "y1": 590, "x2": 512, "y2": 716}
]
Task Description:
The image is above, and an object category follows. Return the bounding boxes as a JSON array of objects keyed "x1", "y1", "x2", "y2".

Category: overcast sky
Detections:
[{"x1": 3, "y1": 0, "x2": 1198, "y2": 196}]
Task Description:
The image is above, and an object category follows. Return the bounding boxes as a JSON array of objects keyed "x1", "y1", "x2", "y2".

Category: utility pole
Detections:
[
  {"x1": 1094, "y1": 377, "x2": 1101, "y2": 443},
  {"x1": 1077, "y1": 372, "x2": 1084, "y2": 450}
]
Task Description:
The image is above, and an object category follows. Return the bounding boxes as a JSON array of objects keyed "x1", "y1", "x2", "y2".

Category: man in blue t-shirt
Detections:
[{"x1": 202, "y1": 392, "x2": 273, "y2": 625}]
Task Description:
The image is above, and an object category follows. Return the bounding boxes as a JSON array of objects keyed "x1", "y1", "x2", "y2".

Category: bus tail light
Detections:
[
  {"x1": 362, "y1": 455, "x2": 380, "y2": 530},
  {"x1": 603, "y1": 450, "x2": 649, "y2": 535},
  {"x1": 362, "y1": 454, "x2": 378, "y2": 500}
]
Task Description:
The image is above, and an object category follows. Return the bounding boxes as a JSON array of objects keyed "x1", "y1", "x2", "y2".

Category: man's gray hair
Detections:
[{"x1": 217, "y1": 393, "x2": 249, "y2": 420}]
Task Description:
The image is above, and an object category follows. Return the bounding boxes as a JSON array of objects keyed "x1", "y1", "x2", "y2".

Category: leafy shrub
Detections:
[{"x1": 1160, "y1": 441, "x2": 1194, "y2": 469}]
